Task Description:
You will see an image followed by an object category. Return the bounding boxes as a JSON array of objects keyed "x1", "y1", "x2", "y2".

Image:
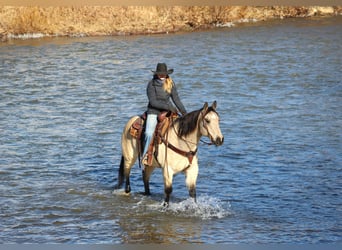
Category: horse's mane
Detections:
[
  {"x1": 174, "y1": 106, "x2": 215, "y2": 137},
  {"x1": 175, "y1": 109, "x2": 202, "y2": 137}
]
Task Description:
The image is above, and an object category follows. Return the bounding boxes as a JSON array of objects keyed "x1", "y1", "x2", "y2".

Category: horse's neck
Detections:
[{"x1": 169, "y1": 122, "x2": 200, "y2": 151}]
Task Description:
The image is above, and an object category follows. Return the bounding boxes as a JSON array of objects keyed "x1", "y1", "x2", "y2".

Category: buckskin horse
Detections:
[{"x1": 115, "y1": 101, "x2": 224, "y2": 206}]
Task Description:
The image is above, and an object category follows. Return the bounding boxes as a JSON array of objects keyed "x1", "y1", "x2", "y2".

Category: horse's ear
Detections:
[
  {"x1": 211, "y1": 101, "x2": 217, "y2": 110},
  {"x1": 202, "y1": 102, "x2": 208, "y2": 113}
]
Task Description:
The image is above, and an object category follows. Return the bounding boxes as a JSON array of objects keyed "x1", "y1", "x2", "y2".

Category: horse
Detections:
[{"x1": 115, "y1": 101, "x2": 224, "y2": 206}]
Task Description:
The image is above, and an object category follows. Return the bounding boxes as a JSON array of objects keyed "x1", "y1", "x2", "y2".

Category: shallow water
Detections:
[{"x1": 0, "y1": 17, "x2": 341, "y2": 243}]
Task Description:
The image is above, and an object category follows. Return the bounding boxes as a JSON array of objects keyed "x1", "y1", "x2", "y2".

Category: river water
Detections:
[{"x1": 0, "y1": 16, "x2": 341, "y2": 244}]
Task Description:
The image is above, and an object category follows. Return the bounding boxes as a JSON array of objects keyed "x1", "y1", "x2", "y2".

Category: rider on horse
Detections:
[{"x1": 142, "y1": 63, "x2": 187, "y2": 166}]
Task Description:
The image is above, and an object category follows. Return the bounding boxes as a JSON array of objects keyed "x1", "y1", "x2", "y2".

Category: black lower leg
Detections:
[
  {"x1": 142, "y1": 170, "x2": 151, "y2": 195},
  {"x1": 125, "y1": 177, "x2": 131, "y2": 193},
  {"x1": 116, "y1": 156, "x2": 125, "y2": 189},
  {"x1": 164, "y1": 186, "x2": 172, "y2": 206},
  {"x1": 189, "y1": 187, "x2": 196, "y2": 203}
]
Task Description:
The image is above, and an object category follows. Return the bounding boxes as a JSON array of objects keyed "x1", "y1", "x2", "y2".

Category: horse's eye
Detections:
[{"x1": 205, "y1": 118, "x2": 210, "y2": 123}]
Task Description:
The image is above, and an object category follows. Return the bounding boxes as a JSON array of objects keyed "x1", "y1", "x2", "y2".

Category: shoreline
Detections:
[{"x1": 1, "y1": 6, "x2": 341, "y2": 41}]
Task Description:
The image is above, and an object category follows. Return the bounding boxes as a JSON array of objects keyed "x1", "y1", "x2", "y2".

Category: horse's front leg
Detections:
[
  {"x1": 185, "y1": 163, "x2": 198, "y2": 203},
  {"x1": 163, "y1": 166, "x2": 174, "y2": 206},
  {"x1": 189, "y1": 186, "x2": 197, "y2": 202}
]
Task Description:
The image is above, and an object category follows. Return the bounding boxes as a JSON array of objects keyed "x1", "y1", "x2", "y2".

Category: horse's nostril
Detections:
[{"x1": 215, "y1": 137, "x2": 224, "y2": 146}]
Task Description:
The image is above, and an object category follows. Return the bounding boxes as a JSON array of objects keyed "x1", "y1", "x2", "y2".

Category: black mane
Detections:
[
  {"x1": 175, "y1": 106, "x2": 218, "y2": 137},
  {"x1": 176, "y1": 109, "x2": 202, "y2": 137}
]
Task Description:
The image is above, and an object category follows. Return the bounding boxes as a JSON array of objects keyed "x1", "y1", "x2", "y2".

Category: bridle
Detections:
[
  {"x1": 199, "y1": 110, "x2": 217, "y2": 146},
  {"x1": 160, "y1": 109, "x2": 217, "y2": 164}
]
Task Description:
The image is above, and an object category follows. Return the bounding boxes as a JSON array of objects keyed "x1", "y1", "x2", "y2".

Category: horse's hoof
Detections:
[
  {"x1": 138, "y1": 191, "x2": 151, "y2": 196},
  {"x1": 162, "y1": 201, "x2": 169, "y2": 208},
  {"x1": 125, "y1": 185, "x2": 131, "y2": 194},
  {"x1": 112, "y1": 190, "x2": 130, "y2": 196}
]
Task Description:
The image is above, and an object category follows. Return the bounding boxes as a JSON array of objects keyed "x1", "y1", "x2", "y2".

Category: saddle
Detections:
[{"x1": 129, "y1": 111, "x2": 178, "y2": 165}]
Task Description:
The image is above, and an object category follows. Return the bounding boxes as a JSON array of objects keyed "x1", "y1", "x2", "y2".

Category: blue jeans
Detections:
[{"x1": 143, "y1": 114, "x2": 158, "y2": 157}]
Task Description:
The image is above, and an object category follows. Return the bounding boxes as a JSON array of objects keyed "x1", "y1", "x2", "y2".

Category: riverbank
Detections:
[{"x1": 1, "y1": 6, "x2": 341, "y2": 40}]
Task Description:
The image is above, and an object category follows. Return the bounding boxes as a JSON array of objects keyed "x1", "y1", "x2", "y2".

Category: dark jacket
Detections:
[{"x1": 146, "y1": 78, "x2": 187, "y2": 115}]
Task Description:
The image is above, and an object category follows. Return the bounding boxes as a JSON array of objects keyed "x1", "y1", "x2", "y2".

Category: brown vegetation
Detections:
[{"x1": 0, "y1": 6, "x2": 341, "y2": 40}]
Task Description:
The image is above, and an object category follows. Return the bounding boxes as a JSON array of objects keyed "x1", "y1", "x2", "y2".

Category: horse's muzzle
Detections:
[{"x1": 214, "y1": 136, "x2": 224, "y2": 146}]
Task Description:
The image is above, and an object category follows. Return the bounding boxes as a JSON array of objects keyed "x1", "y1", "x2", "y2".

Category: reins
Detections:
[
  {"x1": 158, "y1": 108, "x2": 215, "y2": 165},
  {"x1": 200, "y1": 139, "x2": 213, "y2": 145}
]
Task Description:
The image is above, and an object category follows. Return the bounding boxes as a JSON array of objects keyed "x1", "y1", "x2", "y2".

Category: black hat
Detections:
[{"x1": 152, "y1": 63, "x2": 174, "y2": 75}]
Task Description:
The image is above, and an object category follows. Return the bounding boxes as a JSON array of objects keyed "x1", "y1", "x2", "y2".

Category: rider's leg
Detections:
[{"x1": 142, "y1": 113, "x2": 157, "y2": 165}]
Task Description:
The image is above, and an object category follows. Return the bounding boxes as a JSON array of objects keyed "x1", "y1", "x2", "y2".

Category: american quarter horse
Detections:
[{"x1": 115, "y1": 101, "x2": 224, "y2": 206}]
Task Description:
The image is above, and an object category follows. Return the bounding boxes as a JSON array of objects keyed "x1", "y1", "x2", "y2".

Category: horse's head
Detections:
[{"x1": 199, "y1": 101, "x2": 224, "y2": 146}]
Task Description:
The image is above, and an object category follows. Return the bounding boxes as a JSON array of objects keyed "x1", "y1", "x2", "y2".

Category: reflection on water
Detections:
[{"x1": 0, "y1": 16, "x2": 341, "y2": 243}]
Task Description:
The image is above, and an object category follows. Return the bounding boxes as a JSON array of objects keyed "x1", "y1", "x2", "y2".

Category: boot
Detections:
[{"x1": 142, "y1": 140, "x2": 154, "y2": 166}]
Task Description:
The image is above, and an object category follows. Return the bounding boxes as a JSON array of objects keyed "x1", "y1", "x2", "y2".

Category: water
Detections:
[{"x1": 0, "y1": 16, "x2": 341, "y2": 243}]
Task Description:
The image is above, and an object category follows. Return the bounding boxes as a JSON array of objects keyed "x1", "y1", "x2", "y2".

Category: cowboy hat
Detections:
[{"x1": 151, "y1": 63, "x2": 174, "y2": 75}]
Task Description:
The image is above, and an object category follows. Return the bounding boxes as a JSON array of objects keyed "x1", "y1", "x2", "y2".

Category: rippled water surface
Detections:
[{"x1": 0, "y1": 17, "x2": 341, "y2": 243}]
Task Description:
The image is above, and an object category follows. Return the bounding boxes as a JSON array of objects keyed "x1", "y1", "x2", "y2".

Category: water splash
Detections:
[
  {"x1": 113, "y1": 190, "x2": 232, "y2": 220},
  {"x1": 161, "y1": 195, "x2": 231, "y2": 220}
]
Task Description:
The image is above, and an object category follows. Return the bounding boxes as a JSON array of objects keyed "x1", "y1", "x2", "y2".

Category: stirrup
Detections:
[{"x1": 142, "y1": 154, "x2": 152, "y2": 167}]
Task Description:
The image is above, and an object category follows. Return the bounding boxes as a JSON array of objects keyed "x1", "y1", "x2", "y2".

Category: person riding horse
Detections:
[
  {"x1": 116, "y1": 63, "x2": 223, "y2": 205},
  {"x1": 142, "y1": 63, "x2": 187, "y2": 166},
  {"x1": 117, "y1": 101, "x2": 223, "y2": 205}
]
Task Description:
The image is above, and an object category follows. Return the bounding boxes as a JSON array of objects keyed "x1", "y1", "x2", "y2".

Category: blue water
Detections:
[{"x1": 0, "y1": 16, "x2": 341, "y2": 243}]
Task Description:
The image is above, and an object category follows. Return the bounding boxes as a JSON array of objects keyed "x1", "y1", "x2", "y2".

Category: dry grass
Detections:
[{"x1": 0, "y1": 6, "x2": 341, "y2": 39}]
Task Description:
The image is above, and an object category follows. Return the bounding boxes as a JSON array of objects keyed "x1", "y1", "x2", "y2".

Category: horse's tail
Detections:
[{"x1": 116, "y1": 155, "x2": 125, "y2": 189}]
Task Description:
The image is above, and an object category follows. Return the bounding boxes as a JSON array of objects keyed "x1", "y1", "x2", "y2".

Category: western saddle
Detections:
[{"x1": 129, "y1": 111, "x2": 178, "y2": 166}]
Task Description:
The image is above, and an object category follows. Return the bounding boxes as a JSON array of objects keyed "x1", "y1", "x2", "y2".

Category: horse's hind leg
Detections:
[
  {"x1": 116, "y1": 155, "x2": 133, "y2": 193},
  {"x1": 115, "y1": 156, "x2": 125, "y2": 189},
  {"x1": 124, "y1": 171, "x2": 131, "y2": 193},
  {"x1": 123, "y1": 156, "x2": 137, "y2": 193},
  {"x1": 116, "y1": 115, "x2": 140, "y2": 194}
]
